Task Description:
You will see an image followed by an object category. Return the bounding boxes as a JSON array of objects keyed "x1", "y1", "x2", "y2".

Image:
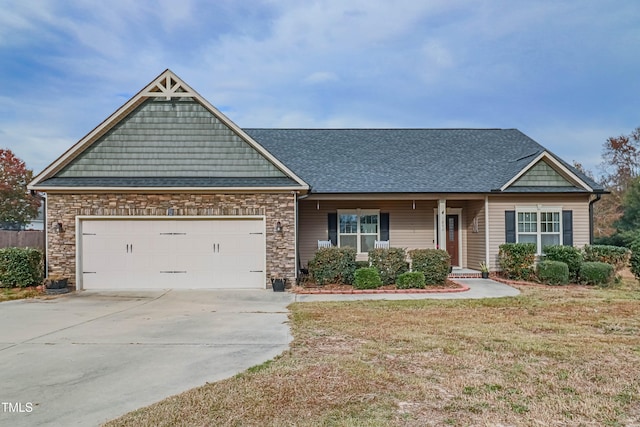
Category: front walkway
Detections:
[{"x1": 292, "y1": 278, "x2": 519, "y2": 302}]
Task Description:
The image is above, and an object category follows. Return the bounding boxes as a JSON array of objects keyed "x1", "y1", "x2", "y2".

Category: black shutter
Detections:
[
  {"x1": 505, "y1": 211, "x2": 516, "y2": 243},
  {"x1": 328, "y1": 213, "x2": 338, "y2": 246},
  {"x1": 562, "y1": 210, "x2": 573, "y2": 246},
  {"x1": 380, "y1": 213, "x2": 390, "y2": 241}
]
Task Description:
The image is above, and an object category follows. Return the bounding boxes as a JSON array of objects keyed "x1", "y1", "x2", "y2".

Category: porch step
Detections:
[
  {"x1": 448, "y1": 268, "x2": 482, "y2": 279},
  {"x1": 448, "y1": 273, "x2": 482, "y2": 279}
]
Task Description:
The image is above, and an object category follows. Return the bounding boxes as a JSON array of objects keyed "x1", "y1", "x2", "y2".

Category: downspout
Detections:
[{"x1": 589, "y1": 193, "x2": 602, "y2": 245}]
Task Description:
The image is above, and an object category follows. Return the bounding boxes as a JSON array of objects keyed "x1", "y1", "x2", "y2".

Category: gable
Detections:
[
  {"x1": 57, "y1": 98, "x2": 285, "y2": 179},
  {"x1": 29, "y1": 69, "x2": 308, "y2": 191},
  {"x1": 510, "y1": 160, "x2": 574, "y2": 187}
]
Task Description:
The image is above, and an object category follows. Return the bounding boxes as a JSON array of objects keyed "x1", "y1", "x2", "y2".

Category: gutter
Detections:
[{"x1": 589, "y1": 193, "x2": 603, "y2": 244}]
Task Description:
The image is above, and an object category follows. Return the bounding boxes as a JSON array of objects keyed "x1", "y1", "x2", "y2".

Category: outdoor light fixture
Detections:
[
  {"x1": 275, "y1": 221, "x2": 283, "y2": 233},
  {"x1": 55, "y1": 222, "x2": 64, "y2": 233}
]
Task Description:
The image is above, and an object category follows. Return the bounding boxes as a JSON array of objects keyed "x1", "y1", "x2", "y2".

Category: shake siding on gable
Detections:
[{"x1": 487, "y1": 194, "x2": 591, "y2": 270}]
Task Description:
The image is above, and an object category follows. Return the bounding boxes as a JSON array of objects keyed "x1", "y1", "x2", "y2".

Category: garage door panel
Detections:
[{"x1": 81, "y1": 218, "x2": 265, "y2": 289}]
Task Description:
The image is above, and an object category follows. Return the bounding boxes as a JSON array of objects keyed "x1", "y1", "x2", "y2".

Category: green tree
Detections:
[
  {"x1": 0, "y1": 149, "x2": 40, "y2": 229},
  {"x1": 615, "y1": 176, "x2": 640, "y2": 232}
]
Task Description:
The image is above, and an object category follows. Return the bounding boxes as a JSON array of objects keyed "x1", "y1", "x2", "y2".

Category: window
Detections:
[
  {"x1": 516, "y1": 208, "x2": 561, "y2": 253},
  {"x1": 338, "y1": 210, "x2": 379, "y2": 253}
]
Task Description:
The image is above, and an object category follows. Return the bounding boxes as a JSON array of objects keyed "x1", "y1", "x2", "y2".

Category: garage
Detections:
[{"x1": 79, "y1": 217, "x2": 266, "y2": 290}]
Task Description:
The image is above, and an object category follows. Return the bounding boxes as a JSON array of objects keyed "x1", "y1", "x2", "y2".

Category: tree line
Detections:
[{"x1": 580, "y1": 127, "x2": 640, "y2": 246}]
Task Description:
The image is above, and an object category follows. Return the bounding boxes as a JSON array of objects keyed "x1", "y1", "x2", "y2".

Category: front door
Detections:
[{"x1": 446, "y1": 215, "x2": 459, "y2": 266}]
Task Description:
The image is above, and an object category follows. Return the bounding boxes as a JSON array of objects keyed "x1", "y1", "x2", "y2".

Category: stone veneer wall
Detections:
[{"x1": 46, "y1": 192, "x2": 296, "y2": 289}]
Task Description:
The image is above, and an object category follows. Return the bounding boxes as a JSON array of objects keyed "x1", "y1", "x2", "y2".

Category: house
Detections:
[{"x1": 28, "y1": 70, "x2": 605, "y2": 290}]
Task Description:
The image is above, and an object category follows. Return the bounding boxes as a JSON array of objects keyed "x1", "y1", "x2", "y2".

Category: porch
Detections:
[{"x1": 297, "y1": 196, "x2": 488, "y2": 272}]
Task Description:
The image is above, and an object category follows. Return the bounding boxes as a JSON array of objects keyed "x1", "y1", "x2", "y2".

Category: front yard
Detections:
[{"x1": 104, "y1": 271, "x2": 640, "y2": 426}]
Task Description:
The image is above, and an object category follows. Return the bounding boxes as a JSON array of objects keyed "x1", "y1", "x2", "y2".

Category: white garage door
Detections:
[{"x1": 80, "y1": 218, "x2": 265, "y2": 289}]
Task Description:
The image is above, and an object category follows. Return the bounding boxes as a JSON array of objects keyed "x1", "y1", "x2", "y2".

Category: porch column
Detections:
[{"x1": 438, "y1": 199, "x2": 447, "y2": 251}]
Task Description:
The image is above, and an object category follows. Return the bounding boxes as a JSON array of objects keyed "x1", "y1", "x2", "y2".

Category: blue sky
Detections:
[{"x1": 1, "y1": 1, "x2": 639, "y2": 178}]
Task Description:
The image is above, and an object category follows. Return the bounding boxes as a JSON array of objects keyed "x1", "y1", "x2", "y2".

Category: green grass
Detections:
[{"x1": 105, "y1": 274, "x2": 640, "y2": 426}]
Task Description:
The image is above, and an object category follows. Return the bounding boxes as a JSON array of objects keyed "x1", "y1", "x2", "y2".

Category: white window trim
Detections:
[
  {"x1": 337, "y1": 209, "x2": 380, "y2": 254},
  {"x1": 515, "y1": 205, "x2": 563, "y2": 254}
]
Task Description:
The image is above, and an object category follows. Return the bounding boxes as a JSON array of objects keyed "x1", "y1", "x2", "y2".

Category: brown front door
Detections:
[{"x1": 446, "y1": 215, "x2": 459, "y2": 266}]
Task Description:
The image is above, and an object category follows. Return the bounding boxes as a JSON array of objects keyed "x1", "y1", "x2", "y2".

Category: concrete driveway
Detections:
[{"x1": 0, "y1": 290, "x2": 294, "y2": 427}]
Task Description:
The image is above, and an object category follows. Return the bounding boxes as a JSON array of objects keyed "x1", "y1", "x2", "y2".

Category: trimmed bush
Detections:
[
  {"x1": 579, "y1": 261, "x2": 614, "y2": 286},
  {"x1": 536, "y1": 260, "x2": 569, "y2": 286},
  {"x1": 542, "y1": 245, "x2": 583, "y2": 282},
  {"x1": 583, "y1": 245, "x2": 630, "y2": 272},
  {"x1": 0, "y1": 247, "x2": 44, "y2": 288},
  {"x1": 498, "y1": 243, "x2": 537, "y2": 281},
  {"x1": 409, "y1": 249, "x2": 450, "y2": 285},
  {"x1": 368, "y1": 248, "x2": 408, "y2": 285},
  {"x1": 353, "y1": 267, "x2": 383, "y2": 289},
  {"x1": 308, "y1": 247, "x2": 357, "y2": 285},
  {"x1": 396, "y1": 272, "x2": 426, "y2": 289}
]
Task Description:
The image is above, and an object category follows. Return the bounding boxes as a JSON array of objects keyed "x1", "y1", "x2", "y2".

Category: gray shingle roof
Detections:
[{"x1": 245, "y1": 128, "x2": 603, "y2": 194}]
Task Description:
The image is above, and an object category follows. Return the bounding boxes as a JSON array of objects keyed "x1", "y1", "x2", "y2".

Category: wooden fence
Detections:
[{"x1": 0, "y1": 230, "x2": 45, "y2": 249}]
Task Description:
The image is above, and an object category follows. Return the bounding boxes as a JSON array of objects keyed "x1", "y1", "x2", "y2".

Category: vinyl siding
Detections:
[{"x1": 487, "y1": 194, "x2": 591, "y2": 270}]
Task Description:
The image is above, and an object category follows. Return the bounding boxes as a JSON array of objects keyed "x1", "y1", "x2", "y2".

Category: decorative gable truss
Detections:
[
  {"x1": 142, "y1": 73, "x2": 192, "y2": 100},
  {"x1": 500, "y1": 151, "x2": 593, "y2": 192}
]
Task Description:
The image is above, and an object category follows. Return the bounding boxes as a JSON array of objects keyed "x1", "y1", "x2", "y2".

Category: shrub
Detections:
[
  {"x1": 498, "y1": 243, "x2": 536, "y2": 281},
  {"x1": 355, "y1": 261, "x2": 370, "y2": 270},
  {"x1": 536, "y1": 260, "x2": 569, "y2": 286},
  {"x1": 579, "y1": 261, "x2": 614, "y2": 286},
  {"x1": 0, "y1": 247, "x2": 44, "y2": 288},
  {"x1": 630, "y1": 238, "x2": 640, "y2": 281},
  {"x1": 542, "y1": 245, "x2": 583, "y2": 282},
  {"x1": 409, "y1": 249, "x2": 450, "y2": 285},
  {"x1": 353, "y1": 267, "x2": 383, "y2": 289},
  {"x1": 308, "y1": 247, "x2": 357, "y2": 285},
  {"x1": 368, "y1": 248, "x2": 408, "y2": 285},
  {"x1": 583, "y1": 245, "x2": 630, "y2": 272},
  {"x1": 396, "y1": 272, "x2": 426, "y2": 289}
]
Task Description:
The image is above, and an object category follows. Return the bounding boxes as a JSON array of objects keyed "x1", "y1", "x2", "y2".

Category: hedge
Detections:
[
  {"x1": 542, "y1": 245, "x2": 583, "y2": 282},
  {"x1": 368, "y1": 248, "x2": 408, "y2": 285},
  {"x1": 498, "y1": 243, "x2": 536, "y2": 281},
  {"x1": 583, "y1": 245, "x2": 630, "y2": 272},
  {"x1": 409, "y1": 249, "x2": 450, "y2": 285},
  {"x1": 536, "y1": 260, "x2": 569, "y2": 286},
  {"x1": 353, "y1": 267, "x2": 383, "y2": 289},
  {"x1": 308, "y1": 247, "x2": 357, "y2": 285},
  {"x1": 579, "y1": 261, "x2": 614, "y2": 286},
  {"x1": 0, "y1": 247, "x2": 44, "y2": 288},
  {"x1": 396, "y1": 272, "x2": 426, "y2": 289}
]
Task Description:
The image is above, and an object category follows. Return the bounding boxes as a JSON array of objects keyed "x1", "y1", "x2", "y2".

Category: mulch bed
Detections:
[{"x1": 291, "y1": 279, "x2": 469, "y2": 294}]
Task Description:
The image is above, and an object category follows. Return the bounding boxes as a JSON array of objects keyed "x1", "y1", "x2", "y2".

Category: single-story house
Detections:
[{"x1": 28, "y1": 69, "x2": 605, "y2": 290}]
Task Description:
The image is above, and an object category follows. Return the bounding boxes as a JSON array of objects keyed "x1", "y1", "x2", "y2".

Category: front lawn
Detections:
[{"x1": 106, "y1": 275, "x2": 640, "y2": 426}]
